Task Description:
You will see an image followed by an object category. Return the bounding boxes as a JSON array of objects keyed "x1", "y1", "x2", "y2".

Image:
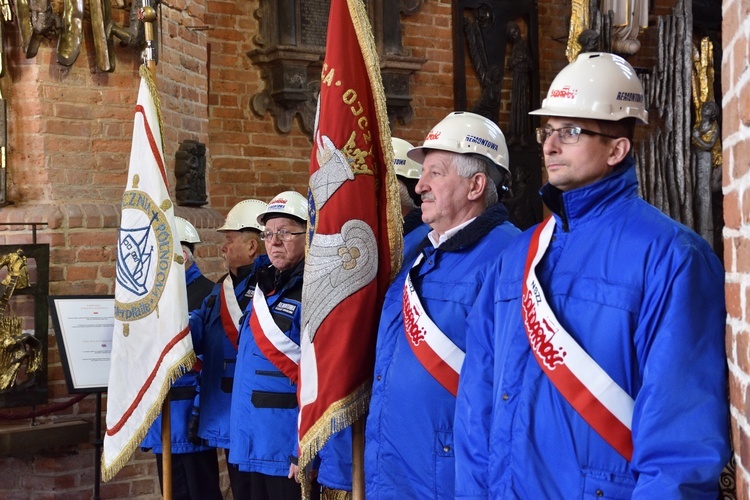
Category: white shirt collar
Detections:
[{"x1": 427, "y1": 217, "x2": 476, "y2": 248}]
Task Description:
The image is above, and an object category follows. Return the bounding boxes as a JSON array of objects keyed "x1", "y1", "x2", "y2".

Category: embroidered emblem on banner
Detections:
[
  {"x1": 115, "y1": 178, "x2": 175, "y2": 322},
  {"x1": 303, "y1": 132, "x2": 377, "y2": 342}
]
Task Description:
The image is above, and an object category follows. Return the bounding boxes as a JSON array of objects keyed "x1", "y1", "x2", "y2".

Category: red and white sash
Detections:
[
  {"x1": 523, "y1": 216, "x2": 634, "y2": 461},
  {"x1": 219, "y1": 275, "x2": 242, "y2": 349},
  {"x1": 249, "y1": 286, "x2": 300, "y2": 382},
  {"x1": 402, "y1": 254, "x2": 465, "y2": 396}
]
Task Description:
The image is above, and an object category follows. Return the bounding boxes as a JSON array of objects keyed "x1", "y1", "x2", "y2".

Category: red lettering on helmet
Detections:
[
  {"x1": 549, "y1": 85, "x2": 578, "y2": 100},
  {"x1": 425, "y1": 130, "x2": 441, "y2": 141}
]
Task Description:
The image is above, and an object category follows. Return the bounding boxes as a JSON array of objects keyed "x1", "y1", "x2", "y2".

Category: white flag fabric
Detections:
[{"x1": 102, "y1": 66, "x2": 194, "y2": 481}]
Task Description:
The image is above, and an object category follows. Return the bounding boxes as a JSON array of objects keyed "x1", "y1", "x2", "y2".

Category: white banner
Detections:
[{"x1": 102, "y1": 66, "x2": 194, "y2": 481}]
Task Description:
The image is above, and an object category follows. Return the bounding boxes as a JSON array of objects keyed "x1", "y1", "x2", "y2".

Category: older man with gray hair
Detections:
[{"x1": 364, "y1": 111, "x2": 520, "y2": 499}]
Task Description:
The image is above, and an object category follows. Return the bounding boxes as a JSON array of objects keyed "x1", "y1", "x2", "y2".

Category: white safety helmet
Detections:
[
  {"x1": 257, "y1": 191, "x2": 308, "y2": 225},
  {"x1": 175, "y1": 217, "x2": 200, "y2": 244},
  {"x1": 218, "y1": 199, "x2": 268, "y2": 232},
  {"x1": 529, "y1": 52, "x2": 648, "y2": 124},
  {"x1": 392, "y1": 137, "x2": 421, "y2": 180},
  {"x1": 407, "y1": 111, "x2": 510, "y2": 174}
]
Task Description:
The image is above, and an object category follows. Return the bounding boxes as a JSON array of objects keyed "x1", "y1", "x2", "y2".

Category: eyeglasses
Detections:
[
  {"x1": 260, "y1": 229, "x2": 305, "y2": 242},
  {"x1": 535, "y1": 126, "x2": 619, "y2": 145}
]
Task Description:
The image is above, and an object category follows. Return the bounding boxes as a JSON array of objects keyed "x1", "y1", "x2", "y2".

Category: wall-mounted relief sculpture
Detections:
[
  {"x1": 454, "y1": 0, "x2": 543, "y2": 230},
  {"x1": 0, "y1": 243, "x2": 49, "y2": 409},
  {"x1": 175, "y1": 139, "x2": 208, "y2": 207},
  {"x1": 11, "y1": 0, "x2": 157, "y2": 72},
  {"x1": 248, "y1": 0, "x2": 426, "y2": 136}
]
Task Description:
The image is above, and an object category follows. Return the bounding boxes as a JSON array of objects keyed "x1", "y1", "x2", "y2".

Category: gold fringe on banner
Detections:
[
  {"x1": 299, "y1": 1, "x2": 403, "y2": 495},
  {"x1": 347, "y1": 0, "x2": 403, "y2": 282},
  {"x1": 139, "y1": 64, "x2": 165, "y2": 151},
  {"x1": 322, "y1": 486, "x2": 353, "y2": 500},
  {"x1": 101, "y1": 349, "x2": 196, "y2": 481},
  {"x1": 299, "y1": 381, "x2": 371, "y2": 495}
]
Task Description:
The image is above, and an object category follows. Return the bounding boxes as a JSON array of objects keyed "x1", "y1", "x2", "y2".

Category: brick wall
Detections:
[
  {"x1": 0, "y1": 0, "x2": 741, "y2": 497},
  {"x1": 0, "y1": 0, "x2": 226, "y2": 497},
  {"x1": 722, "y1": 0, "x2": 750, "y2": 493}
]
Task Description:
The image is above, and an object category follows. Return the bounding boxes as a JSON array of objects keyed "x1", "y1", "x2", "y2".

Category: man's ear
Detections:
[
  {"x1": 467, "y1": 172, "x2": 487, "y2": 201},
  {"x1": 247, "y1": 236, "x2": 259, "y2": 257},
  {"x1": 607, "y1": 138, "x2": 631, "y2": 166}
]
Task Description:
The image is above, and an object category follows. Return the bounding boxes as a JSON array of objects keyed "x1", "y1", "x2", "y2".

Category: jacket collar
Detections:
[
  {"x1": 417, "y1": 202, "x2": 511, "y2": 254},
  {"x1": 256, "y1": 258, "x2": 304, "y2": 295},
  {"x1": 184, "y1": 262, "x2": 204, "y2": 286},
  {"x1": 540, "y1": 157, "x2": 639, "y2": 232}
]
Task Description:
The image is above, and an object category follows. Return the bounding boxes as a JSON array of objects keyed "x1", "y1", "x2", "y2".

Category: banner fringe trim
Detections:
[
  {"x1": 299, "y1": 380, "x2": 371, "y2": 471},
  {"x1": 101, "y1": 349, "x2": 196, "y2": 482},
  {"x1": 139, "y1": 64, "x2": 165, "y2": 150},
  {"x1": 347, "y1": 0, "x2": 403, "y2": 282}
]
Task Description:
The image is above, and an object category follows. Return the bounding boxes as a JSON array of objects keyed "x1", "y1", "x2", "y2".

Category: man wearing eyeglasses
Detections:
[
  {"x1": 455, "y1": 53, "x2": 730, "y2": 497},
  {"x1": 228, "y1": 191, "x2": 308, "y2": 499}
]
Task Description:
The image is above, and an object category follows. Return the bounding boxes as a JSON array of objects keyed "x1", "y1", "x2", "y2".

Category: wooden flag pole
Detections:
[
  {"x1": 352, "y1": 418, "x2": 365, "y2": 500},
  {"x1": 140, "y1": 2, "x2": 171, "y2": 499},
  {"x1": 160, "y1": 396, "x2": 172, "y2": 500}
]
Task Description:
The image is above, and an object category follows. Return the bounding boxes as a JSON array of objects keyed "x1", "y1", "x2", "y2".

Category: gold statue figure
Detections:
[
  {"x1": 691, "y1": 38, "x2": 722, "y2": 167},
  {"x1": 0, "y1": 250, "x2": 42, "y2": 392},
  {"x1": 566, "y1": 0, "x2": 590, "y2": 62}
]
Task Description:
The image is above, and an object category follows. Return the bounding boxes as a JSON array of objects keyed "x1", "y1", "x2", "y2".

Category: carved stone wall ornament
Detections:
[
  {"x1": 506, "y1": 21, "x2": 533, "y2": 146},
  {"x1": 248, "y1": 0, "x2": 425, "y2": 136},
  {"x1": 454, "y1": 0, "x2": 543, "y2": 230},
  {"x1": 175, "y1": 139, "x2": 209, "y2": 207}
]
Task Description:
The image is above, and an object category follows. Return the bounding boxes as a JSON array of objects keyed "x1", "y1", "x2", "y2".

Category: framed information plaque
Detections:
[{"x1": 49, "y1": 296, "x2": 114, "y2": 393}]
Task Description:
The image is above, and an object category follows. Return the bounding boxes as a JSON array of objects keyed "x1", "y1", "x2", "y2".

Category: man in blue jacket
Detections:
[
  {"x1": 188, "y1": 199, "x2": 269, "y2": 492},
  {"x1": 364, "y1": 111, "x2": 520, "y2": 499},
  {"x1": 141, "y1": 216, "x2": 220, "y2": 500},
  {"x1": 455, "y1": 52, "x2": 730, "y2": 498},
  {"x1": 228, "y1": 191, "x2": 308, "y2": 499}
]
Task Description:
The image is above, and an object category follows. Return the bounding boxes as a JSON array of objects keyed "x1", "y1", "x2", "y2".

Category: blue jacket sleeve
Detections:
[
  {"x1": 630, "y1": 235, "x2": 730, "y2": 496},
  {"x1": 189, "y1": 291, "x2": 214, "y2": 355},
  {"x1": 455, "y1": 261, "x2": 499, "y2": 499}
]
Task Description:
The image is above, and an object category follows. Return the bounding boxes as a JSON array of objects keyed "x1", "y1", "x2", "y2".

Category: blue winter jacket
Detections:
[
  {"x1": 365, "y1": 203, "x2": 520, "y2": 499},
  {"x1": 141, "y1": 263, "x2": 214, "y2": 454},
  {"x1": 189, "y1": 255, "x2": 269, "y2": 449},
  {"x1": 317, "y1": 427, "x2": 353, "y2": 492},
  {"x1": 229, "y1": 260, "x2": 303, "y2": 476},
  {"x1": 455, "y1": 160, "x2": 730, "y2": 498}
]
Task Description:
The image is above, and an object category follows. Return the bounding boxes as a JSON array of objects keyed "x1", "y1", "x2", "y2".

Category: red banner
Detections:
[{"x1": 297, "y1": 0, "x2": 403, "y2": 472}]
